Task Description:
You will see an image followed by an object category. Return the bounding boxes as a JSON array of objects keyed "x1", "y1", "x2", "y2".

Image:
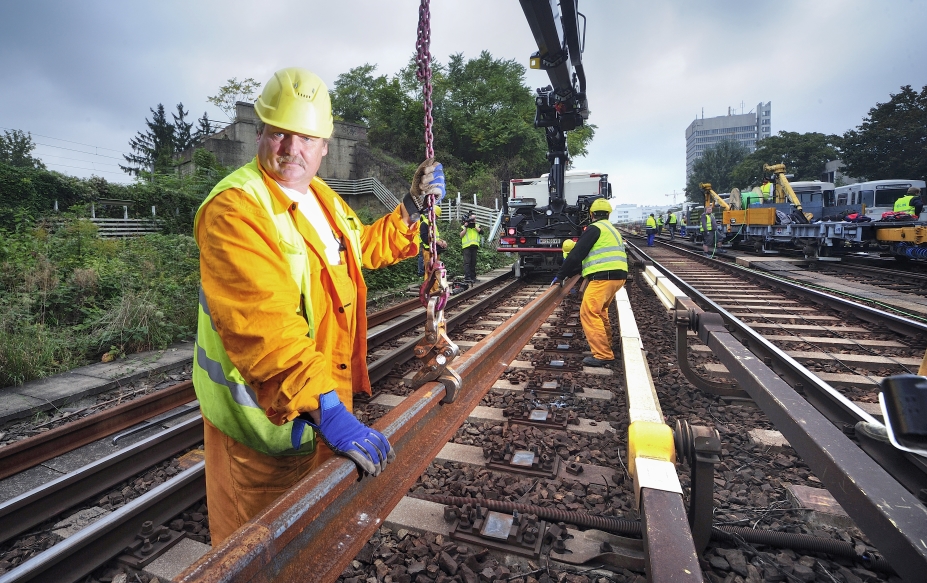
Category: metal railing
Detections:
[{"x1": 324, "y1": 177, "x2": 400, "y2": 210}]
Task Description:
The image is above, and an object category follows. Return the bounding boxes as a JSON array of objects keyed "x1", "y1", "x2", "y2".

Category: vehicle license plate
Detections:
[{"x1": 537, "y1": 238, "x2": 561, "y2": 245}]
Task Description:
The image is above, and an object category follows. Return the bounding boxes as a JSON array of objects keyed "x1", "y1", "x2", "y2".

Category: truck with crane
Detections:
[{"x1": 496, "y1": 0, "x2": 614, "y2": 277}]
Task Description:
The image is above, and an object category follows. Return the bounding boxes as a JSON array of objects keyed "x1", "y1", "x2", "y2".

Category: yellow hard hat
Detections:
[
  {"x1": 590, "y1": 198, "x2": 612, "y2": 214},
  {"x1": 433, "y1": 205, "x2": 442, "y2": 217},
  {"x1": 562, "y1": 239, "x2": 576, "y2": 253},
  {"x1": 255, "y1": 68, "x2": 334, "y2": 138}
]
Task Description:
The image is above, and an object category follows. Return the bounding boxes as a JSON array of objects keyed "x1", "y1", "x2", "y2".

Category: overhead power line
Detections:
[
  {"x1": 42, "y1": 161, "x2": 131, "y2": 178},
  {"x1": 0, "y1": 125, "x2": 128, "y2": 155},
  {"x1": 33, "y1": 142, "x2": 125, "y2": 161},
  {"x1": 39, "y1": 153, "x2": 125, "y2": 168}
]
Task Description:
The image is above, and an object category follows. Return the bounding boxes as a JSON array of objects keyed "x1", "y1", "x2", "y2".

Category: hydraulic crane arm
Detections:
[
  {"x1": 699, "y1": 183, "x2": 731, "y2": 211},
  {"x1": 518, "y1": 0, "x2": 588, "y2": 213},
  {"x1": 764, "y1": 163, "x2": 810, "y2": 223}
]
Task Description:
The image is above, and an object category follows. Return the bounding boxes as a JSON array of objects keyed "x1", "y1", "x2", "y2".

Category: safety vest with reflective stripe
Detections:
[
  {"x1": 894, "y1": 195, "x2": 916, "y2": 214},
  {"x1": 701, "y1": 213, "x2": 713, "y2": 232},
  {"x1": 192, "y1": 160, "x2": 363, "y2": 456},
  {"x1": 668, "y1": 214, "x2": 677, "y2": 224},
  {"x1": 646, "y1": 216, "x2": 656, "y2": 229},
  {"x1": 761, "y1": 183, "x2": 771, "y2": 200},
  {"x1": 581, "y1": 220, "x2": 628, "y2": 277},
  {"x1": 461, "y1": 225, "x2": 480, "y2": 249}
]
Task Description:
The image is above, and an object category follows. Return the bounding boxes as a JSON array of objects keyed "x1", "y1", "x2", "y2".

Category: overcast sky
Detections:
[{"x1": 2, "y1": 0, "x2": 925, "y2": 206}]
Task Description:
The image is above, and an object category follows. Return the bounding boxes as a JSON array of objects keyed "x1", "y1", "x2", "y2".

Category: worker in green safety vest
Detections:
[
  {"x1": 551, "y1": 198, "x2": 627, "y2": 367},
  {"x1": 894, "y1": 187, "x2": 923, "y2": 218}
]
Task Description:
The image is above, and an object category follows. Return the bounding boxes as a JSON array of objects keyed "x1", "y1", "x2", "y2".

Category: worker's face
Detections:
[{"x1": 257, "y1": 124, "x2": 328, "y2": 191}]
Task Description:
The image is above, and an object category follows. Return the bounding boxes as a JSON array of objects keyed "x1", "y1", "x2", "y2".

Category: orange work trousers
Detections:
[
  {"x1": 580, "y1": 279, "x2": 626, "y2": 360},
  {"x1": 203, "y1": 417, "x2": 331, "y2": 545}
]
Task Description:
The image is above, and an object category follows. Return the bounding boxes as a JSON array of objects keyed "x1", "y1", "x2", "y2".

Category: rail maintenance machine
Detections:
[{"x1": 496, "y1": 0, "x2": 613, "y2": 277}]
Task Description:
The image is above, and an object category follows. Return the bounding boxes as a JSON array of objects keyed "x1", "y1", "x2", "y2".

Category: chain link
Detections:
[{"x1": 416, "y1": 0, "x2": 447, "y2": 310}]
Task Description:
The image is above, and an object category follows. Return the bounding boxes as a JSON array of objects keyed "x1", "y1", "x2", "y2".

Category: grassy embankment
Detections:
[{"x1": 0, "y1": 213, "x2": 510, "y2": 387}]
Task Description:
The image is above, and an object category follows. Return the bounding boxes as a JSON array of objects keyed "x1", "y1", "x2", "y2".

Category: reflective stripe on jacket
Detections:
[
  {"x1": 461, "y1": 225, "x2": 480, "y2": 248},
  {"x1": 192, "y1": 159, "x2": 416, "y2": 455},
  {"x1": 581, "y1": 220, "x2": 628, "y2": 278},
  {"x1": 894, "y1": 196, "x2": 916, "y2": 214},
  {"x1": 701, "y1": 213, "x2": 713, "y2": 232}
]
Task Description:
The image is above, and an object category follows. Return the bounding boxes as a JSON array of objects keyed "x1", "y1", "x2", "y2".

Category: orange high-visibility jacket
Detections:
[{"x1": 195, "y1": 160, "x2": 417, "y2": 427}]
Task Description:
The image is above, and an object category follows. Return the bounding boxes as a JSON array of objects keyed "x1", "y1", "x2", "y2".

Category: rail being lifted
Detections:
[
  {"x1": 628, "y1": 241, "x2": 927, "y2": 583},
  {"x1": 170, "y1": 278, "x2": 707, "y2": 583}
]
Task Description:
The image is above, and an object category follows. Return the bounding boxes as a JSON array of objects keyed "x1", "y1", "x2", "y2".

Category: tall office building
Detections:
[{"x1": 685, "y1": 102, "x2": 771, "y2": 175}]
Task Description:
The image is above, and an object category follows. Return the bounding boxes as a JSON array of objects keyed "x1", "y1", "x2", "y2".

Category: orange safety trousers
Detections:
[
  {"x1": 204, "y1": 417, "x2": 332, "y2": 545},
  {"x1": 580, "y1": 279, "x2": 626, "y2": 360}
]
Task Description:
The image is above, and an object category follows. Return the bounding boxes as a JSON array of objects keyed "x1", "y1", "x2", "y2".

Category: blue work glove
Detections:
[
  {"x1": 290, "y1": 391, "x2": 395, "y2": 477},
  {"x1": 407, "y1": 158, "x2": 446, "y2": 211},
  {"x1": 551, "y1": 277, "x2": 562, "y2": 287}
]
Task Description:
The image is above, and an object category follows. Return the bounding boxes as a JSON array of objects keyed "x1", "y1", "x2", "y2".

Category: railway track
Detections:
[
  {"x1": 626, "y1": 237, "x2": 927, "y2": 580},
  {"x1": 2, "y1": 257, "x2": 927, "y2": 582}
]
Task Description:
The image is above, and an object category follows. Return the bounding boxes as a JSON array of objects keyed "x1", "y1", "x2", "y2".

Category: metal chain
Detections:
[
  {"x1": 415, "y1": 0, "x2": 447, "y2": 310},
  {"x1": 409, "y1": 0, "x2": 460, "y2": 403}
]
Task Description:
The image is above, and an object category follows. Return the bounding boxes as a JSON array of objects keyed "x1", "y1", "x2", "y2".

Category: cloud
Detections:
[{"x1": 1, "y1": 0, "x2": 925, "y2": 197}]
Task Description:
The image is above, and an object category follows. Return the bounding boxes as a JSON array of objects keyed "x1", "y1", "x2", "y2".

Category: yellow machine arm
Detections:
[
  {"x1": 699, "y1": 183, "x2": 731, "y2": 211},
  {"x1": 764, "y1": 164, "x2": 811, "y2": 222}
]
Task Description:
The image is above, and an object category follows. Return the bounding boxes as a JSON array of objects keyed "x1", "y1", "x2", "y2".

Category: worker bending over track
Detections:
[
  {"x1": 551, "y1": 198, "x2": 628, "y2": 366},
  {"x1": 192, "y1": 67, "x2": 445, "y2": 544}
]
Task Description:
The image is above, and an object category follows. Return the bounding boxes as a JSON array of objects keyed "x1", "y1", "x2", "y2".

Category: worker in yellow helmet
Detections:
[
  {"x1": 561, "y1": 238, "x2": 576, "y2": 259},
  {"x1": 551, "y1": 198, "x2": 627, "y2": 367},
  {"x1": 192, "y1": 67, "x2": 446, "y2": 544}
]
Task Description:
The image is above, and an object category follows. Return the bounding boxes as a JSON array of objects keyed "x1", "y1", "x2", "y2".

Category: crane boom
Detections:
[
  {"x1": 518, "y1": 0, "x2": 588, "y2": 213},
  {"x1": 764, "y1": 163, "x2": 810, "y2": 223},
  {"x1": 699, "y1": 183, "x2": 731, "y2": 211}
]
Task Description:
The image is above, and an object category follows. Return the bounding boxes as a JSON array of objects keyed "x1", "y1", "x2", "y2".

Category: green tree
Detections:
[
  {"x1": 685, "y1": 140, "x2": 748, "y2": 204},
  {"x1": 0, "y1": 129, "x2": 45, "y2": 169},
  {"x1": 567, "y1": 123, "x2": 596, "y2": 161},
  {"x1": 331, "y1": 64, "x2": 383, "y2": 124},
  {"x1": 193, "y1": 112, "x2": 217, "y2": 146},
  {"x1": 842, "y1": 84, "x2": 927, "y2": 181},
  {"x1": 207, "y1": 77, "x2": 260, "y2": 121},
  {"x1": 730, "y1": 131, "x2": 842, "y2": 188},
  {"x1": 120, "y1": 104, "x2": 176, "y2": 177},
  {"x1": 172, "y1": 103, "x2": 195, "y2": 152}
]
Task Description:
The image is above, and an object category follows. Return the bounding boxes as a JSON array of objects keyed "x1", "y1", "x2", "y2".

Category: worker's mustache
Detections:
[{"x1": 277, "y1": 156, "x2": 305, "y2": 167}]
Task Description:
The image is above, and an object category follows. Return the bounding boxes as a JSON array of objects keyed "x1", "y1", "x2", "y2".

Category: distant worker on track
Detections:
[
  {"x1": 192, "y1": 67, "x2": 445, "y2": 544},
  {"x1": 701, "y1": 204, "x2": 719, "y2": 256},
  {"x1": 460, "y1": 212, "x2": 482, "y2": 283},
  {"x1": 656, "y1": 214, "x2": 664, "y2": 235},
  {"x1": 667, "y1": 212, "x2": 677, "y2": 240},
  {"x1": 645, "y1": 213, "x2": 657, "y2": 246},
  {"x1": 894, "y1": 187, "x2": 923, "y2": 218},
  {"x1": 562, "y1": 238, "x2": 575, "y2": 259},
  {"x1": 551, "y1": 198, "x2": 627, "y2": 367},
  {"x1": 761, "y1": 178, "x2": 772, "y2": 202}
]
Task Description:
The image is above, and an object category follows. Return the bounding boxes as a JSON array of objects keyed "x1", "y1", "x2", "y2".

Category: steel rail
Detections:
[
  {"x1": 0, "y1": 381, "x2": 196, "y2": 481},
  {"x1": 676, "y1": 299, "x2": 927, "y2": 583},
  {"x1": 367, "y1": 277, "x2": 523, "y2": 384},
  {"x1": 0, "y1": 416, "x2": 204, "y2": 546},
  {"x1": 0, "y1": 462, "x2": 206, "y2": 583},
  {"x1": 367, "y1": 270, "x2": 511, "y2": 349},
  {"x1": 630, "y1": 243, "x2": 927, "y2": 493},
  {"x1": 3, "y1": 275, "x2": 511, "y2": 480},
  {"x1": 649, "y1": 237, "x2": 927, "y2": 337},
  {"x1": 175, "y1": 280, "x2": 574, "y2": 583}
]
